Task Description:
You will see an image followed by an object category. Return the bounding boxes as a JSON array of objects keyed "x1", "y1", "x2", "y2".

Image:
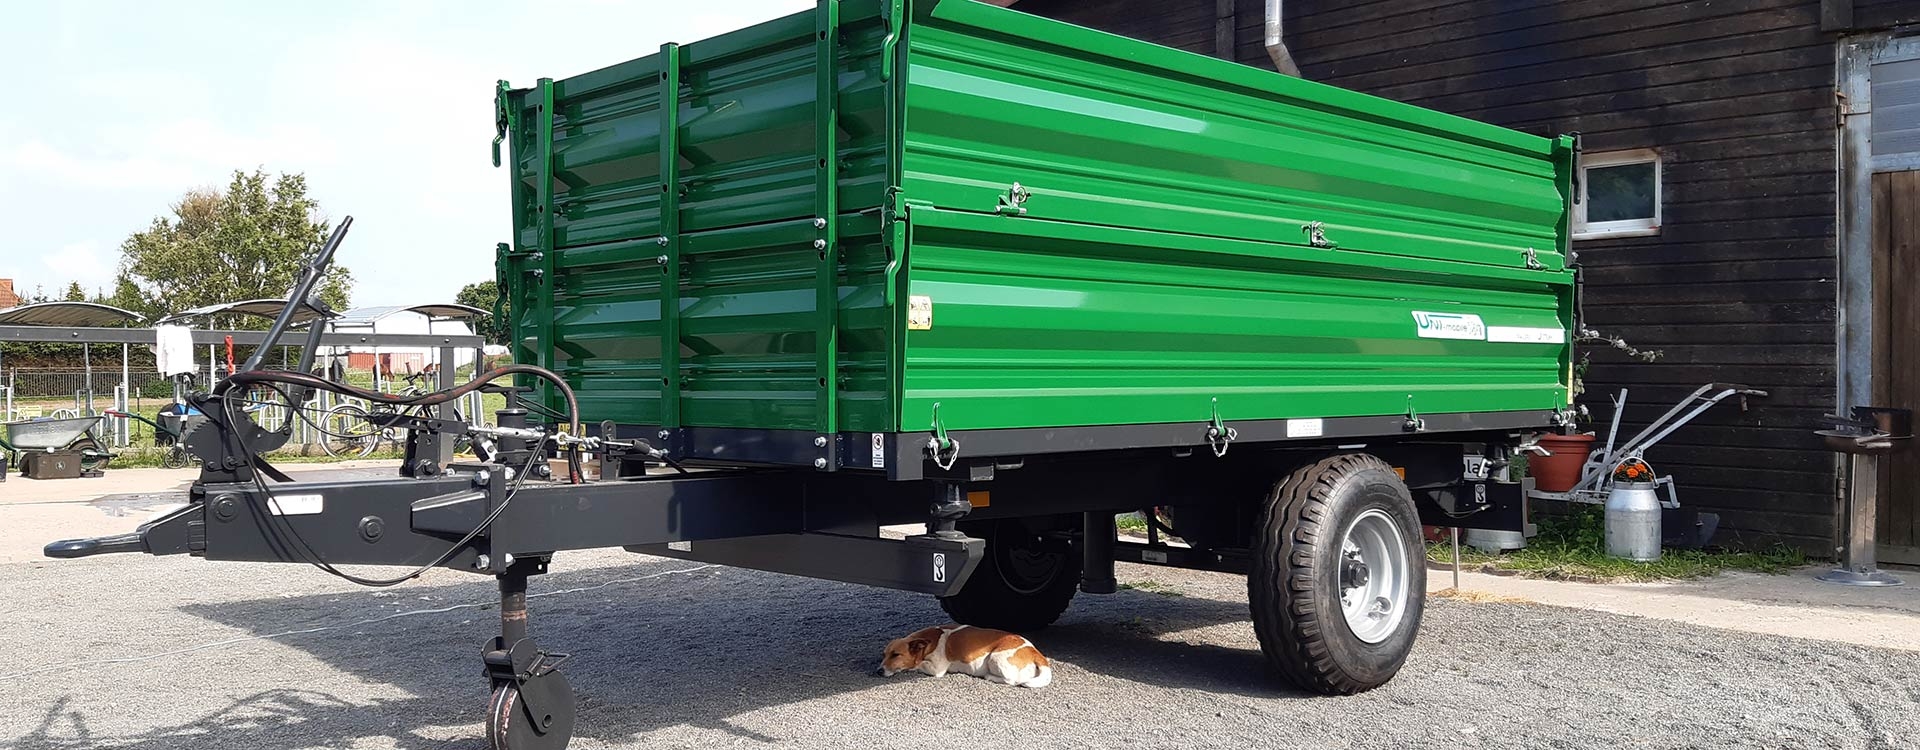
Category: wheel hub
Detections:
[
  {"x1": 1336, "y1": 508, "x2": 1411, "y2": 644},
  {"x1": 1340, "y1": 555, "x2": 1371, "y2": 589}
]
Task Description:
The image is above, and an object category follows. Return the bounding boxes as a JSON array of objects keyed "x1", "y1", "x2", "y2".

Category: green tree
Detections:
[
  {"x1": 62, "y1": 282, "x2": 86, "y2": 302},
  {"x1": 114, "y1": 169, "x2": 352, "y2": 322},
  {"x1": 455, "y1": 280, "x2": 509, "y2": 345}
]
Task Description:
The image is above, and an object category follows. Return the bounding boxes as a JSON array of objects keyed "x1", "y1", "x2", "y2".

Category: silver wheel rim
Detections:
[{"x1": 1338, "y1": 508, "x2": 1410, "y2": 644}]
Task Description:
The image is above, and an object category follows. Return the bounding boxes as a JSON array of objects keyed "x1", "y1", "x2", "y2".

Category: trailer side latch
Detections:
[
  {"x1": 996, "y1": 182, "x2": 1031, "y2": 216},
  {"x1": 1205, "y1": 398, "x2": 1238, "y2": 457},
  {"x1": 1302, "y1": 220, "x2": 1337, "y2": 249},
  {"x1": 926, "y1": 402, "x2": 960, "y2": 471}
]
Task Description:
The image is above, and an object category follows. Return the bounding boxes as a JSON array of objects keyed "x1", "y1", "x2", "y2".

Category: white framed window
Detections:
[{"x1": 1574, "y1": 149, "x2": 1661, "y2": 239}]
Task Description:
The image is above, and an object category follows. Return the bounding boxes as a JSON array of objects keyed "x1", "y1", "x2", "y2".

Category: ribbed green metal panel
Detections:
[
  {"x1": 500, "y1": 0, "x2": 1575, "y2": 444},
  {"x1": 891, "y1": 0, "x2": 1574, "y2": 433},
  {"x1": 502, "y1": 1, "x2": 893, "y2": 432}
]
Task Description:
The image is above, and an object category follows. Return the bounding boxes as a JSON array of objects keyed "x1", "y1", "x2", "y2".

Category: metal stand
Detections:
[
  {"x1": 1450, "y1": 526, "x2": 1461, "y2": 591},
  {"x1": 482, "y1": 558, "x2": 576, "y2": 750},
  {"x1": 1818, "y1": 453, "x2": 1904, "y2": 587},
  {"x1": 1816, "y1": 407, "x2": 1908, "y2": 587}
]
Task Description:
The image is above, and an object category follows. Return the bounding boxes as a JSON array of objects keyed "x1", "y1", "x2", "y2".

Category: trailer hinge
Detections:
[
  {"x1": 1302, "y1": 221, "x2": 1337, "y2": 249},
  {"x1": 491, "y1": 79, "x2": 515, "y2": 168},
  {"x1": 926, "y1": 402, "x2": 960, "y2": 471},
  {"x1": 1523, "y1": 247, "x2": 1546, "y2": 271},
  {"x1": 1403, "y1": 395, "x2": 1426, "y2": 432},
  {"x1": 1205, "y1": 398, "x2": 1238, "y2": 457},
  {"x1": 995, "y1": 182, "x2": 1031, "y2": 216}
]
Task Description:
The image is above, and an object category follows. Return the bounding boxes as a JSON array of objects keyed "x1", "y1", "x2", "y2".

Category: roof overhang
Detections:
[
  {"x1": 0, "y1": 301, "x2": 144, "y2": 327},
  {"x1": 157, "y1": 299, "x2": 335, "y2": 326}
]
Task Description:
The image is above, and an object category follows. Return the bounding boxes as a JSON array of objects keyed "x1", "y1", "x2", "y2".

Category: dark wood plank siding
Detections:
[
  {"x1": 1856, "y1": 0, "x2": 1920, "y2": 30},
  {"x1": 1014, "y1": 0, "x2": 1220, "y2": 56},
  {"x1": 1017, "y1": 0, "x2": 1843, "y2": 551}
]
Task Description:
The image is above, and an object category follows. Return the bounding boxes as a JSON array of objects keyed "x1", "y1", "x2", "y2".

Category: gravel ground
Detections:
[{"x1": 3, "y1": 550, "x2": 1916, "y2": 750}]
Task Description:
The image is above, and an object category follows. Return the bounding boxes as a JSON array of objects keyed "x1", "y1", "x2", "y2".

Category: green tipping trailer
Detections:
[
  {"x1": 34, "y1": 4, "x2": 1581, "y2": 748},
  {"x1": 497, "y1": 0, "x2": 1577, "y2": 480}
]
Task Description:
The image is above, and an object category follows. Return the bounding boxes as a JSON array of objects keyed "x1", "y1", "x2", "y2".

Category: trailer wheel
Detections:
[
  {"x1": 486, "y1": 675, "x2": 575, "y2": 750},
  {"x1": 1250, "y1": 453, "x2": 1424, "y2": 695},
  {"x1": 939, "y1": 518, "x2": 1080, "y2": 632}
]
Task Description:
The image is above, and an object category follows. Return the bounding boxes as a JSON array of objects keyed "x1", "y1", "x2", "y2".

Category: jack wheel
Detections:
[
  {"x1": 938, "y1": 518, "x2": 1080, "y2": 632},
  {"x1": 486, "y1": 672, "x2": 576, "y2": 750}
]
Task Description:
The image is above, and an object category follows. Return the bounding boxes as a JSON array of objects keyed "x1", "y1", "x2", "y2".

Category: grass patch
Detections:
[
  {"x1": 1115, "y1": 512, "x2": 1149, "y2": 533},
  {"x1": 1427, "y1": 506, "x2": 1806, "y2": 582},
  {"x1": 103, "y1": 446, "x2": 407, "y2": 469}
]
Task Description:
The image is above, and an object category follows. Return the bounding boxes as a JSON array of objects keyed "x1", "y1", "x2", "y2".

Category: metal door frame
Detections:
[
  {"x1": 1838, "y1": 34, "x2": 1920, "y2": 414},
  {"x1": 1837, "y1": 33, "x2": 1920, "y2": 562}
]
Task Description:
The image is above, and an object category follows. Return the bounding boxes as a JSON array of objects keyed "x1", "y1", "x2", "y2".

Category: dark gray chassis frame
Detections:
[
  {"x1": 60, "y1": 405, "x2": 1543, "y2": 607},
  {"x1": 49, "y1": 409, "x2": 1542, "y2": 749}
]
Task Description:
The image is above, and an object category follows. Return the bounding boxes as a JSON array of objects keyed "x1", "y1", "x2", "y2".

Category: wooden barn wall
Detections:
[
  {"x1": 1855, "y1": 0, "x2": 1920, "y2": 30},
  {"x1": 1013, "y1": 0, "x2": 1223, "y2": 56},
  {"x1": 1015, "y1": 0, "x2": 1843, "y2": 552}
]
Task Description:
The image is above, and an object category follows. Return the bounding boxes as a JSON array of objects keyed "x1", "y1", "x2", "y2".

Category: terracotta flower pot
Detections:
[{"x1": 1531, "y1": 433, "x2": 1596, "y2": 492}]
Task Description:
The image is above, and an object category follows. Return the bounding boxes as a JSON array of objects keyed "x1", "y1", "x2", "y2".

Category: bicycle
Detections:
[{"x1": 318, "y1": 366, "x2": 471, "y2": 459}]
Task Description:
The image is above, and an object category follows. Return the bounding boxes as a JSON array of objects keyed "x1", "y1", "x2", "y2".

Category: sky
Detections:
[{"x1": 0, "y1": 0, "x2": 812, "y2": 308}]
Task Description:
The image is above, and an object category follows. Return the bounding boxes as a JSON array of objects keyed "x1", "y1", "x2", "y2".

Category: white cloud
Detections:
[
  {"x1": 40, "y1": 242, "x2": 116, "y2": 297},
  {"x1": 0, "y1": 0, "x2": 815, "y2": 309}
]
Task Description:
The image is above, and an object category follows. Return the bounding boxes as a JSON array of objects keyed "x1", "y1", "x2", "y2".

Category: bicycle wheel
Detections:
[
  {"x1": 243, "y1": 385, "x2": 292, "y2": 433},
  {"x1": 321, "y1": 405, "x2": 381, "y2": 459}
]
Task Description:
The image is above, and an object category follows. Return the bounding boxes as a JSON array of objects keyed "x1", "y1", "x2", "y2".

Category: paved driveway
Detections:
[{"x1": 6, "y1": 547, "x2": 1917, "y2": 750}]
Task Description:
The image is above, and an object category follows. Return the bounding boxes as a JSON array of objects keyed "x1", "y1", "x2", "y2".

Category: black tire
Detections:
[
  {"x1": 1249, "y1": 453, "x2": 1425, "y2": 695},
  {"x1": 70, "y1": 437, "x2": 112, "y2": 471},
  {"x1": 938, "y1": 518, "x2": 1081, "y2": 632}
]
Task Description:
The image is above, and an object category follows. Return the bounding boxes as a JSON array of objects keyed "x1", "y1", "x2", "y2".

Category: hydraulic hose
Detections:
[{"x1": 221, "y1": 364, "x2": 582, "y2": 439}]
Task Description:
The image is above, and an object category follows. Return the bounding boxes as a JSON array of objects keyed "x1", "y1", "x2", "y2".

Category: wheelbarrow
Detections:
[
  {"x1": 0, "y1": 416, "x2": 114, "y2": 478},
  {"x1": 104, "y1": 409, "x2": 196, "y2": 470}
]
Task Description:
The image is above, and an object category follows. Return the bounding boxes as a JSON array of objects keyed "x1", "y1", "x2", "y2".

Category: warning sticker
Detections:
[
  {"x1": 871, "y1": 433, "x2": 886, "y2": 468},
  {"x1": 907, "y1": 295, "x2": 933, "y2": 330},
  {"x1": 932, "y1": 553, "x2": 947, "y2": 583}
]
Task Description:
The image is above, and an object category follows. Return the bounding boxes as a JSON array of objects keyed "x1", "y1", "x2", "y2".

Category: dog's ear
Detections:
[{"x1": 907, "y1": 638, "x2": 933, "y2": 657}]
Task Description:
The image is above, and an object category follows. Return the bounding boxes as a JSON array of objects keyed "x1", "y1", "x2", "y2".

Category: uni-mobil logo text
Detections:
[{"x1": 1411, "y1": 311, "x2": 1487, "y2": 340}]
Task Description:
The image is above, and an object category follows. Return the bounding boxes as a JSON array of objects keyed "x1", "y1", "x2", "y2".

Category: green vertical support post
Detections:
[
  {"x1": 658, "y1": 44, "x2": 683, "y2": 430},
  {"x1": 535, "y1": 78, "x2": 558, "y2": 414},
  {"x1": 880, "y1": 0, "x2": 907, "y2": 435},
  {"x1": 813, "y1": 0, "x2": 841, "y2": 468}
]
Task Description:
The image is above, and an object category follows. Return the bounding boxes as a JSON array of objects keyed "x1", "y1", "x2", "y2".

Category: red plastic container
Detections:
[{"x1": 1531, "y1": 433, "x2": 1596, "y2": 492}]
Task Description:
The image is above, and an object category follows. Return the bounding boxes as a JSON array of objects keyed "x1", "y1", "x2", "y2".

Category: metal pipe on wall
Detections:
[{"x1": 1266, "y1": 0, "x2": 1301, "y2": 77}]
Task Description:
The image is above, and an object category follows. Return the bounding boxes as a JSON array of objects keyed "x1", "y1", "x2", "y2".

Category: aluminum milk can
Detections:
[{"x1": 1606, "y1": 481, "x2": 1663, "y2": 561}]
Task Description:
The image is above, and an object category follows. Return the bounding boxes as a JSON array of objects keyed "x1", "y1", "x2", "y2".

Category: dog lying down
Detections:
[{"x1": 879, "y1": 624, "x2": 1052, "y2": 688}]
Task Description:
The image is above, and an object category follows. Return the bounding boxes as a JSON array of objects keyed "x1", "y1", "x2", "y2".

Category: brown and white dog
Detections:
[{"x1": 878, "y1": 624, "x2": 1052, "y2": 688}]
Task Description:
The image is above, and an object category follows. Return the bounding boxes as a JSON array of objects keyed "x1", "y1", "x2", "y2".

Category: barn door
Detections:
[{"x1": 1872, "y1": 170, "x2": 1920, "y2": 562}]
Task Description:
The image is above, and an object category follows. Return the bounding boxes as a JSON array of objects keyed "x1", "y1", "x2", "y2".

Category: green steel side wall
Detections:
[
  {"x1": 500, "y1": 2, "x2": 896, "y2": 432},
  {"x1": 894, "y1": 1, "x2": 1575, "y2": 432},
  {"x1": 501, "y1": 0, "x2": 1573, "y2": 440}
]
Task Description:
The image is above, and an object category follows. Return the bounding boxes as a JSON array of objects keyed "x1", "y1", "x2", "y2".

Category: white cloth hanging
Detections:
[{"x1": 154, "y1": 325, "x2": 197, "y2": 377}]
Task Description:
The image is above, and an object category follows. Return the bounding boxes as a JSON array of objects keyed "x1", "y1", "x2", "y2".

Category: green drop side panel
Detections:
[
  {"x1": 500, "y1": 0, "x2": 1575, "y2": 440},
  {"x1": 499, "y1": 1, "x2": 896, "y2": 433},
  {"x1": 893, "y1": 1, "x2": 1574, "y2": 431}
]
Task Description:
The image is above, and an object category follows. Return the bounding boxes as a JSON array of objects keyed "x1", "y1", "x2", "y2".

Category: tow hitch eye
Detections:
[{"x1": 1341, "y1": 557, "x2": 1370, "y2": 589}]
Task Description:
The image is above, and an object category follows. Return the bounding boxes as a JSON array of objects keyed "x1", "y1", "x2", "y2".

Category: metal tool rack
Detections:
[{"x1": 1530, "y1": 383, "x2": 1767, "y2": 509}]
